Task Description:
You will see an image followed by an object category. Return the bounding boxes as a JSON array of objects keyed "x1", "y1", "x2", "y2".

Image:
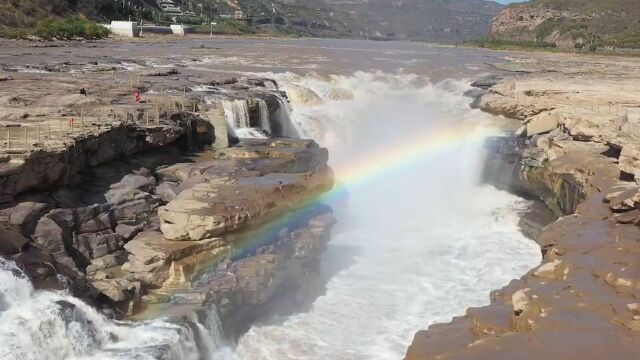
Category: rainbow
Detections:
[{"x1": 141, "y1": 122, "x2": 494, "y2": 316}]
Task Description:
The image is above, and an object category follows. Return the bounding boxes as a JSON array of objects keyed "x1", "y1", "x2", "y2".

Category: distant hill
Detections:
[
  {"x1": 301, "y1": 0, "x2": 505, "y2": 42},
  {"x1": 0, "y1": 0, "x2": 505, "y2": 42},
  {"x1": 489, "y1": 0, "x2": 640, "y2": 49}
]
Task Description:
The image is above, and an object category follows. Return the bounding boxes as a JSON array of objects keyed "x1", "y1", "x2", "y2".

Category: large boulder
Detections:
[
  {"x1": 159, "y1": 168, "x2": 332, "y2": 241},
  {"x1": 74, "y1": 230, "x2": 123, "y2": 260},
  {"x1": 32, "y1": 214, "x2": 81, "y2": 277},
  {"x1": 525, "y1": 111, "x2": 560, "y2": 136},
  {"x1": 0, "y1": 223, "x2": 29, "y2": 255},
  {"x1": 158, "y1": 139, "x2": 333, "y2": 242},
  {"x1": 0, "y1": 195, "x2": 53, "y2": 235},
  {"x1": 122, "y1": 231, "x2": 224, "y2": 288},
  {"x1": 110, "y1": 173, "x2": 157, "y2": 193}
]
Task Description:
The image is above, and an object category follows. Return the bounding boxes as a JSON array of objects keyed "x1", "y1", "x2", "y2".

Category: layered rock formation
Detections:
[
  {"x1": 488, "y1": 0, "x2": 640, "y2": 50},
  {"x1": 407, "y1": 53, "x2": 640, "y2": 359},
  {"x1": 3, "y1": 135, "x2": 335, "y2": 325},
  {"x1": 0, "y1": 62, "x2": 336, "y2": 340}
]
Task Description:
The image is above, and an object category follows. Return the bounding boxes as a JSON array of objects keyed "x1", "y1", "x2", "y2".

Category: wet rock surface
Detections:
[{"x1": 407, "y1": 54, "x2": 640, "y2": 359}]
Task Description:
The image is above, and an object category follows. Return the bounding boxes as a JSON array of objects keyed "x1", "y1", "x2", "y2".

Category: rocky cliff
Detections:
[
  {"x1": 488, "y1": 0, "x2": 640, "y2": 49},
  {"x1": 0, "y1": 66, "x2": 337, "y2": 341},
  {"x1": 406, "y1": 53, "x2": 640, "y2": 359}
]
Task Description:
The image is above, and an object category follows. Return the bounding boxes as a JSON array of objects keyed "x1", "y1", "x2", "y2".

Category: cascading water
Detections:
[
  {"x1": 221, "y1": 99, "x2": 270, "y2": 139},
  {"x1": 220, "y1": 93, "x2": 300, "y2": 139},
  {"x1": 257, "y1": 99, "x2": 271, "y2": 134},
  {"x1": 270, "y1": 96, "x2": 300, "y2": 139},
  {"x1": 222, "y1": 99, "x2": 251, "y2": 129},
  {"x1": 0, "y1": 69, "x2": 540, "y2": 360},
  {"x1": 262, "y1": 80, "x2": 277, "y2": 91},
  {"x1": 230, "y1": 72, "x2": 541, "y2": 359},
  {"x1": 0, "y1": 258, "x2": 226, "y2": 360}
]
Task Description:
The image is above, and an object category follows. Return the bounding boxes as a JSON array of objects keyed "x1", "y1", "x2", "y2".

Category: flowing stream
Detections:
[
  {"x1": 231, "y1": 72, "x2": 541, "y2": 359},
  {"x1": 0, "y1": 69, "x2": 540, "y2": 359}
]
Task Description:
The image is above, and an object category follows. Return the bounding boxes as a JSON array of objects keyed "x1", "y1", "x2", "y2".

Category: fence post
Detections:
[
  {"x1": 81, "y1": 106, "x2": 85, "y2": 133},
  {"x1": 6, "y1": 128, "x2": 9, "y2": 150},
  {"x1": 37, "y1": 125, "x2": 41, "y2": 142},
  {"x1": 24, "y1": 127, "x2": 27, "y2": 146}
]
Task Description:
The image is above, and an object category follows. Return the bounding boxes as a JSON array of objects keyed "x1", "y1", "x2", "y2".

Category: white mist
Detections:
[{"x1": 233, "y1": 72, "x2": 541, "y2": 359}]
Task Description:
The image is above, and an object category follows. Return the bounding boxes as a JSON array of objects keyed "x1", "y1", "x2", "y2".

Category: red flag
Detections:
[{"x1": 134, "y1": 91, "x2": 141, "y2": 103}]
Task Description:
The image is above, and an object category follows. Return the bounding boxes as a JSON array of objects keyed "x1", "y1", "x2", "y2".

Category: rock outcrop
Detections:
[
  {"x1": 116, "y1": 138, "x2": 335, "y2": 336},
  {"x1": 488, "y1": 0, "x2": 640, "y2": 50},
  {"x1": 407, "y1": 54, "x2": 640, "y2": 359},
  {"x1": 0, "y1": 118, "x2": 208, "y2": 204},
  {"x1": 0, "y1": 51, "x2": 338, "y2": 343},
  {"x1": 490, "y1": 5, "x2": 565, "y2": 40},
  {"x1": 3, "y1": 132, "x2": 335, "y2": 334}
]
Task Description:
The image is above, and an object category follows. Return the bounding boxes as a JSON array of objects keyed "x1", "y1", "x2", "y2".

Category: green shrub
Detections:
[
  {"x1": 34, "y1": 16, "x2": 109, "y2": 40},
  {"x1": 214, "y1": 19, "x2": 255, "y2": 34},
  {"x1": 0, "y1": 27, "x2": 30, "y2": 39},
  {"x1": 468, "y1": 37, "x2": 556, "y2": 50}
]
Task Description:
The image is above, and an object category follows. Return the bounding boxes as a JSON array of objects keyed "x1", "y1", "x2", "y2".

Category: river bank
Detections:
[{"x1": 407, "y1": 52, "x2": 640, "y2": 359}]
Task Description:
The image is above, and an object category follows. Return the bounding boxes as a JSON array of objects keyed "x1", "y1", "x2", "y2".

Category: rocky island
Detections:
[{"x1": 407, "y1": 53, "x2": 640, "y2": 358}]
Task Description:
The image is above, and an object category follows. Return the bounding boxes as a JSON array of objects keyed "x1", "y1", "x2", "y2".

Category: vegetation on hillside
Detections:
[
  {"x1": 468, "y1": 37, "x2": 556, "y2": 50},
  {"x1": 0, "y1": 0, "x2": 153, "y2": 39},
  {"x1": 491, "y1": 0, "x2": 640, "y2": 50},
  {"x1": 0, "y1": 0, "x2": 506, "y2": 42},
  {"x1": 34, "y1": 17, "x2": 110, "y2": 40}
]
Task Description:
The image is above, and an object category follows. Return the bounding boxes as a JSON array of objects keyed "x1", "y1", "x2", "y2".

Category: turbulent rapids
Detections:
[
  {"x1": 0, "y1": 70, "x2": 540, "y2": 360},
  {"x1": 230, "y1": 72, "x2": 541, "y2": 359},
  {"x1": 0, "y1": 258, "x2": 231, "y2": 360}
]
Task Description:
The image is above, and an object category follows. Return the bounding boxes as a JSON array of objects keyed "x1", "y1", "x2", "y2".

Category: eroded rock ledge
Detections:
[
  {"x1": 0, "y1": 66, "x2": 336, "y2": 341},
  {"x1": 407, "y1": 56, "x2": 640, "y2": 359}
]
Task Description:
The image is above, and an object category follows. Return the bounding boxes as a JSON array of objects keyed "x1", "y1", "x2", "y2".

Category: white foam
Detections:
[
  {"x1": 232, "y1": 72, "x2": 541, "y2": 359},
  {"x1": 0, "y1": 259, "x2": 225, "y2": 360}
]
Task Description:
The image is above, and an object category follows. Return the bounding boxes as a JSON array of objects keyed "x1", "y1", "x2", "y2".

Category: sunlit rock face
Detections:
[{"x1": 158, "y1": 138, "x2": 332, "y2": 242}]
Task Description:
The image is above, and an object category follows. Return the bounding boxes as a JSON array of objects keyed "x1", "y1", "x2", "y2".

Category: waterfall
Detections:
[
  {"x1": 271, "y1": 95, "x2": 300, "y2": 138},
  {"x1": 194, "y1": 303, "x2": 231, "y2": 359},
  {"x1": 220, "y1": 95, "x2": 300, "y2": 139},
  {"x1": 263, "y1": 80, "x2": 277, "y2": 91},
  {"x1": 222, "y1": 99, "x2": 250, "y2": 129},
  {"x1": 233, "y1": 72, "x2": 541, "y2": 359},
  {"x1": 222, "y1": 99, "x2": 268, "y2": 139},
  {"x1": 0, "y1": 258, "x2": 227, "y2": 360},
  {"x1": 257, "y1": 99, "x2": 271, "y2": 134}
]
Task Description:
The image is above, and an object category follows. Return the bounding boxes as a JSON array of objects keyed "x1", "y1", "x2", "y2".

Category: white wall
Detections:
[
  {"x1": 170, "y1": 25, "x2": 189, "y2": 36},
  {"x1": 107, "y1": 21, "x2": 140, "y2": 38}
]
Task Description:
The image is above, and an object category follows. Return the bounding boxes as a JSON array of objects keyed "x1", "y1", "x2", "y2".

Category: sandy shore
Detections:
[{"x1": 407, "y1": 53, "x2": 640, "y2": 359}]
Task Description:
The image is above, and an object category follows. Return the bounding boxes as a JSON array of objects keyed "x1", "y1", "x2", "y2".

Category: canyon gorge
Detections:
[{"x1": 1, "y1": 38, "x2": 639, "y2": 360}]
